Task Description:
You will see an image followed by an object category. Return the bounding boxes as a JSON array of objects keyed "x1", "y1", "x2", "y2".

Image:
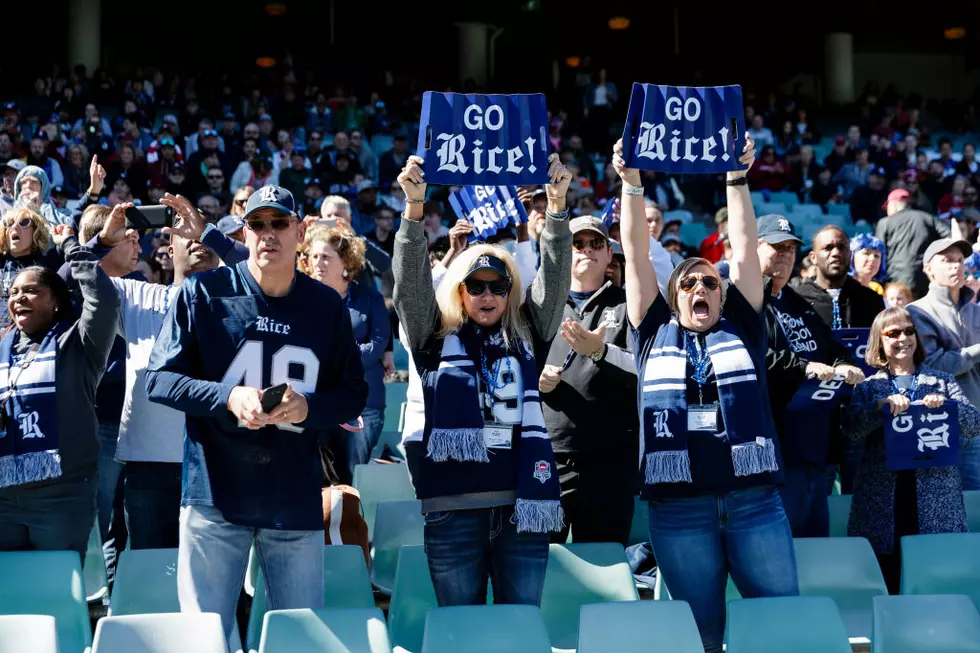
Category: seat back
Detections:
[
  {"x1": 793, "y1": 537, "x2": 888, "y2": 640},
  {"x1": 768, "y1": 191, "x2": 800, "y2": 207},
  {"x1": 387, "y1": 546, "x2": 438, "y2": 653},
  {"x1": 539, "y1": 543, "x2": 639, "y2": 650},
  {"x1": 901, "y1": 533, "x2": 980, "y2": 609},
  {"x1": 372, "y1": 500, "x2": 424, "y2": 594},
  {"x1": 110, "y1": 548, "x2": 180, "y2": 615},
  {"x1": 578, "y1": 600, "x2": 704, "y2": 653},
  {"x1": 422, "y1": 605, "x2": 551, "y2": 653},
  {"x1": 0, "y1": 550, "x2": 91, "y2": 653},
  {"x1": 872, "y1": 594, "x2": 980, "y2": 653},
  {"x1": 84, "y1": 524, "x2": 109, "y2": 603},
  {"x1": 384, "y1": 384, "x2": 409, "y2": 431},
  {"x1": 353, "y1": 463, "x2": 415, "y2": 540},
  {"x1": 655, "y1": 569, "x2": 741, "y2": 602},
  {"x1": 963, "y1": 490, "x2": 980, "y2": 532},
  {"x1": 726, "y1": 596, "x2": 851, "y2": 653},
  {"x1": 92, "y1": 613, "x2": 227, "y2": 653},
  {"x1": 793, "y1": 203, "x2": 824, "y2": 218},
  {"x1": 258, "y1": 607, "x2": 392, "y2": 653},
  {"x1": 0, "y1": 614, "x2": 59, "y2": 653},
  {"x1": 827, "y1": 495, "x2": 852, "y2": 537},
  {"x1": 246, "y1": 545, "x2": 375, "y2": 652},
  {"x1": 756, "y1": 202, "x2": 788, "y2": 216},
  {"x1": 626, "y1": 496, "x2": 649, "y2": 546}
]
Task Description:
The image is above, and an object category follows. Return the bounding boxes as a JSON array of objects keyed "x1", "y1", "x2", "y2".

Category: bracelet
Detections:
[
  {"x1": 623, "y1": 184, "x2": 644, "y2": 196},
  {"x1": 546, "y1": 209, "x2": 570, "y2": 221},
  {"x1": 725, "y1": 176, "x2": 748, "y2": 187},
  {"x1": 405, "y1": 198, "x2": 425, "y2": 204}
]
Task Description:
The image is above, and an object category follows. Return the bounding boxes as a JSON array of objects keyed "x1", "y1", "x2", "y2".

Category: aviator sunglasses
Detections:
[
  {"x1": 679, "y1": 273, "x2": 721, "y2": 292},
  {"x1": 246, "y1": 217, "x2": 294, "y2": 232},
  {"x1": 882, "y1": 326, "x2": 916, "y2": 339}
]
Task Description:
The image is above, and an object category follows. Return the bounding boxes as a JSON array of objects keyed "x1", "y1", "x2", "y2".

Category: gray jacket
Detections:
[{"x1": 907, "y1": 284, "x2": 980, "y2": 408}]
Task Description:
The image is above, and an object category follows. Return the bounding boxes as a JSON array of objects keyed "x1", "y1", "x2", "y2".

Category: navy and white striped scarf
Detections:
[
  {"x1": 428, "y1": 325, "x2": 563, "y2": 533},
  {"x1": 0, "y1": 323, "x2": 66, "y2": 488},
  {"x1": 641, "y1": 316, "x2": 778, "y2": 484}
]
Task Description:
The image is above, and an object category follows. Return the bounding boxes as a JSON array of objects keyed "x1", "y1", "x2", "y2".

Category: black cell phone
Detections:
[
  {"x1": 125, "y1": 205, "x2": 173, "y2": 229},
  {"x1": 260, "y1": 383, "x2": 288, "y2": 413},
  {"x1": 124, "y1": 206, "x2": 152, "y2": 231}
]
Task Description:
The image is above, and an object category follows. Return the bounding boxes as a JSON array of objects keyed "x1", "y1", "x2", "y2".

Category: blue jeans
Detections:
[
  {"x1": 97, "y1": 422, "x2": 127, "y2": 580},
  {"x1": 177, "y1": 504, "x2": 324, "y2": 638},
  {"x1": 0, "y1": 476, "x2": 97, "y2": 564},
  {"x1": 961, "y1": 437, "x2": 980, "y2": 491},
  {"x1": 125, "y1": 462, "x2": 181, "y2": 550},
  {"x1": 423, "y1": 505, "x2": 549, "y2": 607},
  {"x1": 778, "y1": 463, "x2": 831, "y2": 538},
  {"x1": 648, "y1": 486, "x2": 799, "y2": 653}
]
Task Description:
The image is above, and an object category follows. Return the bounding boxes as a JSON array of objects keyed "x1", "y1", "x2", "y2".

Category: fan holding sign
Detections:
[{"x1": 842, "y1": 306, "x2": 980, "y2": 593}]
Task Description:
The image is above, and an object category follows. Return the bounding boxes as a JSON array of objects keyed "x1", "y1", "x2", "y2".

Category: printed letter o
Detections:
[
  {"x1": 684, "y1": 97, "x2": 702, "y2": 121},
  {"x1": 484, "y1": 105, "x2": 504, "y2": 131}
]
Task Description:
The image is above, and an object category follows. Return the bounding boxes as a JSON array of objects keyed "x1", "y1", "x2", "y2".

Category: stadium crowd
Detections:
[{"x1": 3, "y1": 64, "x2": 980, "y2": 652}]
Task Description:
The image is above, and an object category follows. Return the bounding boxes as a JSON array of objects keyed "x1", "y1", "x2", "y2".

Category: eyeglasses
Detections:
[
  {"x1": 3, "y1": 217, "x2": 32, "y2": 229},
  {"x1": 234, "y1": 198, "x2": 247, "y2": 206},
  {"x1": 882, "y1": 326, "x2": 917, "y2": 339},
  {"x1": 572, "y1": 237, "x2": 607, "y2": 251},
  {"x1": 679, "y1": 273, "x2": 721, "y2": 292},
  {"x1": 154, "y1": 251, "x2": 171, "y2": 259},
  {"x1": 463, "y1": 278, "x2": 511, "y2": 297},
  {"x1": 246, "y1": 217, "x2": 294, "y2": 232}
]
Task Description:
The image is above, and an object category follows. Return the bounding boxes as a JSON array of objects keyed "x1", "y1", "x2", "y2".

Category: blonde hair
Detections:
[
  {"x1": 436, "y1": 244, "x2": 530, "y2": 348},
  {"x1": 0, "y1": 208, "x2": 50, "y2": 255},
  {"x1": 79, "y1": 204, "x2": 113, "y2": 243},
  {"x1": 302, "y1": 224, "x2": 366, "y2": 277}
]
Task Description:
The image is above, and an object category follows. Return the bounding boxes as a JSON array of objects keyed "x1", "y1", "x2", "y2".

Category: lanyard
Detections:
[
  {"x1": 889, "y1": 373, "x2": 919, "y2": 401},
  {"x1": 831, "y1": 295, "x2": 842, "y2": 330},
  {"x1": 685, "y1": 332, "x2": 709, "y2": 405}
]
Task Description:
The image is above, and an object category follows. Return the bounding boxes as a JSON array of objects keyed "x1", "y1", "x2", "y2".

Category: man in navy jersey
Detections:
[{"x1": 146, "y1": 185, "x2": 367, "y2": 637}]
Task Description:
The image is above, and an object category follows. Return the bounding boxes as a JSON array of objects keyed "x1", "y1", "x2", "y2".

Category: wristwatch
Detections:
[{"x1": 588, "y1": 344, "x2": 607, "y2": 363}]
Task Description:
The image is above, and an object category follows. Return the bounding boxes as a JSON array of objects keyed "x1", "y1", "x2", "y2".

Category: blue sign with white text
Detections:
[
  {"x1": 448, "y1": 186, "x2": 527, "y2": 242},
  {"x1": 621, "y1": 84, "x2": 744, "y2": 174},
  {"x1": 416, "y1": 92, "x2": 551, "y2": 186},
  {"x1": 832, "y1": 328, "x2": 877, "y2": 377},
  {"x1": 884, "y1": 401, "x2": 960, "y2": 471}
]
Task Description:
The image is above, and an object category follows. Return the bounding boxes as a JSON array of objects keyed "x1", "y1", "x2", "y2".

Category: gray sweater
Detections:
[{"x1": 907, "y1": 284, "x2": 980, "y2": 408}]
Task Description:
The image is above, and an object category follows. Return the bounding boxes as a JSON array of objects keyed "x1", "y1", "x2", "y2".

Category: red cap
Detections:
[
  {"x1": 835, "y1": 135, "x2": 846, "y2": 145},
  {"x1": 883, "y1": 188, "x2": 910, "y2": 209}
]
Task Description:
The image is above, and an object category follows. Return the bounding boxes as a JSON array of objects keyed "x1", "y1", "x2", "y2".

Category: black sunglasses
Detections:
[
  {"x1": 679, "y1": 274, "x2": 721, "y2": 292},
  {"x1": 246, "y1": 217, "x2": 294, "y2": 232},
  {"x1": 463, "y1": 278, "x2": 511, "y2": 297},
  {"x1": 234, "y1": 198, "x2": 247, "y2": 206},
  {"x1": 882, "y1": 326, "x2": 917, "y2": 339},
  {"x1": 155, "y1": 251, "x2": 171, "y2": 259},
  {"x1": 572, "y1": 237, "x2": 606, "y2": 251}
]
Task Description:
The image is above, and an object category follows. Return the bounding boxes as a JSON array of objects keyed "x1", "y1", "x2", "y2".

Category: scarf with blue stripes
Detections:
[
  {"x1": 0, "y1": 322, "x2": 67, "y2": 488},
  {"x1": 428, "y1": 324, "x2": 563, "y2": 533},
  {"x1": 641, "y1": 316, "x2": 778, "y2": 484}
]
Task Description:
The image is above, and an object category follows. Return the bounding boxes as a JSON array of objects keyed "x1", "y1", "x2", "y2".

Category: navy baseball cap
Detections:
[
  {"x1": 216, "y1": 215, "x2": 245, "y2": 235},
  {"x1": 757, "y1": 214, "x2": 803, "y2": 245},
  {"x1": 242, "y1": 186, "x2": 298, "y2": 220},
  {"x1": 465, "y1": 253, "x2": 510, "y2": 281}
]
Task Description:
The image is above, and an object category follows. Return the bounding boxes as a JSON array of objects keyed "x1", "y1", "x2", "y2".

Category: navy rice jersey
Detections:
[{"x1": 146, "y1": 261, "x2": 368, "y2": 530}]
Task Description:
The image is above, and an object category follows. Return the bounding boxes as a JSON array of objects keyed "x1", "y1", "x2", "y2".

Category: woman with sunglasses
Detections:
[
  {"x1": 393, "y1": 153, "x2": 572, "y2": 608},
  {"x1": 616, "y1": 134, "x2": 797, "y2": 653},
  {"x1": 153, "y1": 244, "x2": 174, "y2": 285},
  {"x1": 843, "y1": 307, "x2": 980, "y2": 592},
  {"x1": 230, "y1": 186, "x2": 255, "y2": 218}
]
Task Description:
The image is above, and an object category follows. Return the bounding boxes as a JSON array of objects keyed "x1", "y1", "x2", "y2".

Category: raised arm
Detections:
[
  {"x1": 613, "y1": 138, "x2": 657, "y2": 328},
  {"x1": 66, "y1": 243, "x2": 120, "y2": 371},
  {"x1": 726, "y1": 135, "x2": 764, "y2": 312},
  {"x1": 159, "y1": 192, "x2": 248, "y2": 265}
]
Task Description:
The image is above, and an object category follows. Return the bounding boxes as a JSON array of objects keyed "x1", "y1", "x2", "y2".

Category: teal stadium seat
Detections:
[
  {"x1": 578, "y1": 600, "x2": 705, "y2": 653},
  {"x1": 387, "y1": 546, "x2": 439, "y2": 653},
  {"x1": 372, "y1": 500, "x2": 424, "y2": 594},
  {"x1": 756, "y1": 202, "x2": 788, "y2": 216},
  {"x1": 901, "y1": 533, "x2": 980, "y2": 610},
  {"x1": 109, "y1": 548, "x2": 180, "y2": 615},
  {"x1": 656, "y1": 569, "x2": 741, "y2": 602},
  {"x1": 680, "y1": 223, "x2": 709, "y2": 246},
  {"x1": 768, "y1": 191, "x2": 800, "y2": 207},
  {"x1": 84, "y1": 523, "x2": 109, "y2": 603},
  {"x1": 258, "y1": 608, "x2": 392, "y2": 653},
  {"x1": 626, "y1": 496, "x2": 649, "y2": 546},
  {"x1": 826, "y1": 203, "x2": 851, "y2": 218},
  {"x1": 0, "y1": 614, "x2": 60, "y2": 653},
  {"x1": 392, "y1": 338, "x2": 409, "y2": 371},
  {"x1": 872, "y1": 594, "x2": 980, "y2": 653},
  {"x1": 963, "y1": 490, "x2": 980, "y2": 532},
  {"x1": 421, "y1": 605, "x2": 552, "y2": 653},
  {"x1": 793, "y1": 203, "x2": 824, "y2": 218},
  {"x1": 726, "y1": 596, "x2": 851, "y2": 653},
  {"x1": 353, "y1": 463, "x2": 415, "y2": 540},
  {"x1": 750, "y1": 191, "x2": 767, "y2": 205},
  {"x1": 92, "y1": 613, "x2": 227, "y2": 653},
  {"x1": 384, "y1": 383, "x2": 408, "y2": 433},
  {"x1": 827, "y1": 494, "x2": 852, "y2": 537}
]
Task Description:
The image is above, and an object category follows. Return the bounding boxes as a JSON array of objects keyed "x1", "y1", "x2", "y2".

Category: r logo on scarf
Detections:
[
  {"x1": 18, "y1": 411, "x2": 43, "y2": 439},
  {"x1": 654, "y1": 410, "x2": 673, "y2": 438},
  {"x1": 533, "y1": 461, "x2": 551, "y2": 484}
]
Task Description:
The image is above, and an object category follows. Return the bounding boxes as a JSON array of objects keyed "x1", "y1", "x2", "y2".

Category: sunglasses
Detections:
[
  {"x1": 572, "y1": 237, "x2": 607, "y2": 251},
  {"x1": 463, "y1": 278, "x2": 511, "y2": 297},
  {"x1": 3, "y1": 217, "x2": 32, "y2": 229},
  {"x1": 882, "y1": 326, "x2": 917, "y2": 339},
  {"x1": 155, "y1": 251, "x2": 171, "y2": 259},
  {"x1": 246, "y1": 217, "x2": 294, "y2": 232},
  {"x1": 679, "y1": 273, "x2": 721, "y2": 292},
  {"x1": 207, "y1": 175, "x2": 224, "y2": 181},
  {"x1": 234, "y1": 198, "x2": 247, "y2": 206}
]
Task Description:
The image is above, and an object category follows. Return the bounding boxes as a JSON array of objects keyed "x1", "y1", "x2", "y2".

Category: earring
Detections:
[{"x1": 342, "y1": 269, "x2": 349, "y2": 279}]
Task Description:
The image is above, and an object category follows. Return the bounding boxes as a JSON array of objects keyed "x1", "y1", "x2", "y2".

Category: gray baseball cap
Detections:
[{"x1": 923, "y1": 238, "x2": 972, "y2": 264}]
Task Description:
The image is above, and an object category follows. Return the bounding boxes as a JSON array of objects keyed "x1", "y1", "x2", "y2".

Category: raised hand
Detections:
[
  {"x1": 100, "y1": 202, "x2": 136, "y2": 246},
  {"x1": 612, "y1": 139, "x2": 641, "y2": 188},
  {"x1": 561, "y1": 319, "x2": 606, "y2": 357},
  {"x1": 545, "y1": 153, "x2": 573, "y2": 212},
  {"x1": 51, "y1": 224, "x2": 76, "y2": 248},
  {"x1": 88, "y1": 155, "x2": 107, "y2": 196},
  {"x1": 397, "y1": 155, "x2": 426, "y2": 205},
  {"x1": 728, "y1": 133, "x2": 756, "y2": 179},
  {"x1": 160, "y1": 193, "x2": 206, "y2": 241}
]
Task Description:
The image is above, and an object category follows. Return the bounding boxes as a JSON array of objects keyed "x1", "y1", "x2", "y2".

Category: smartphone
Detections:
[
  {"x1": 260, "y1": 383, "x2": 288, "y2": 413},
  {"x1": 124, "y1": 206, "x2": 152, "y2": 231},
  {"x1": 125, "y1": 205, "x2": 173, "y2": 229}
]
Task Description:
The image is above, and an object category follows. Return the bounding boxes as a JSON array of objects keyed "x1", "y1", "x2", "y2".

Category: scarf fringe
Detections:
[
  {"x1": 731, "y1": 438, "x2": 778, "y2": 477},
  {"x1": 0, "y1": 451, "x2": 63, "y2": 489},
  {"x1": 645, "y1": 450, "x2": 693, "y2": 484},
  {"x1": 426, "y1": 428, "x2": 489, "y2": 463},
  {"x1": 513, "y1": 498, "x2": 565, "y2": 533}
]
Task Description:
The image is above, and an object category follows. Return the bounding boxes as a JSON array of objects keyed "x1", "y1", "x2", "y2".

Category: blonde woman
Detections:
[
  {"x1": 393, "y1": 154, "x2": 572, "y2": 607},
  {"x1": 230, "y1": 186, "x2": 255, "y2": 218},
  {"x1": 0, "y1": 208, "x2": 74, "y2": 330},
  {"x1": 304, "y1": 225, "x2": 390, "y2": 482}
]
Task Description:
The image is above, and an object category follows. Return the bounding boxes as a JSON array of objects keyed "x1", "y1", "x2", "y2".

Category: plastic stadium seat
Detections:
[
  {"x1": 794, "y1": 203, "x2": 825, "y2": 218},
  {"x1": 802, "y1": 223, "x2": 823, "y2": 243},
  {"x1": 371, "y1": 135, "x2": 394, "y2": 157},
  {"x1": 109, "y1": 548, "x2": 180, "y2": 615},
  {"x1": 793, "y1": 537, "x2": 888, "y2": 641},
  {"x1": 92, "y1": 613, "x2": 226, "y2": 653},
  {"x1": 539, "y1": 543, "x2": 639, "y2": 650},
  {"x1": 655, "y1": 570, "x2": 741, "y2": 602},
  {"x1": 768, "y1": 191, "x2": 800, "y2": 207},
  {"x1": 0, "y1": 550, "x2": 91, "y2": 653},
  {"x1": 387, "y1": 546, "x2": 439, "y2": 653},
  {"x1": 246, "y1": 545, "x2": 375, "y2": 652},
  {"x1": 663, "y1": 209, "x2": 693, "y2": 225},
  {"x1": 750, "y1": 191, "x2": 767, "y2": 205},
  {"x1": 392, "y1": 339, "x2": 409, "y2": 371},
  {"x1": 84, "y1": 523, "x2": 109, "y2": 602},
  {"x1": 726, "y1": 596, "x2": 851, "y2": 653},
  {"x1": 680, "y1": 223, "x2": 709, "y2": 246},
  {"x1": 421, "y1": 605, "x2": 551, "y2": 653},
  {"x1": 901, "y1": 533, "x2": 980, "y2": 610},
  {"x1": 756, "y1": 202, "x2": 788, "y2": 216},
  {"x1": 258, "y1": 608, "x2": 392, "y2": 653},
  {"x1": 828, "y1": 494, "x2": 852, "y2": 538},
  {"x1": 872, "y1": 594, "x2": 980, "y2": 653},
  {"x1": 823, "y1": 214, "x2": 848, "y2": 228},
  {"x1": 372, "y1": 500, "x2": 424, "y2": 594},
  {"x1": 353, "y1": 463, "x2": 415, "y2": 540},
  {"x1": 964, "y1": 491, "x2": 980, "y2": 532},
  {"x1": 826, "y1": 204, "x2": 851, "y2": 218},
  {"x1": 578, "y1": 600, "x2": 704, "y2": 653},
  {"x1": 0, "y1": 615, "x2": 60, "y2": 653},
  {"x1": 384, "y1": 383, "x2": 408, "y2": 430},
  {"x1": 626, "y1": 496, "x2": 649, "y2": 546}
]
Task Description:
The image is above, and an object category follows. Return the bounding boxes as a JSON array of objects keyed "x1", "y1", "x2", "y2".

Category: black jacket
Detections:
[
  {"x1": 541, "y1": 283, "x2": 638, "y2": 456},
  {"x1": 790, "y1": 276, "x2": 885, "y2": 329}
]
